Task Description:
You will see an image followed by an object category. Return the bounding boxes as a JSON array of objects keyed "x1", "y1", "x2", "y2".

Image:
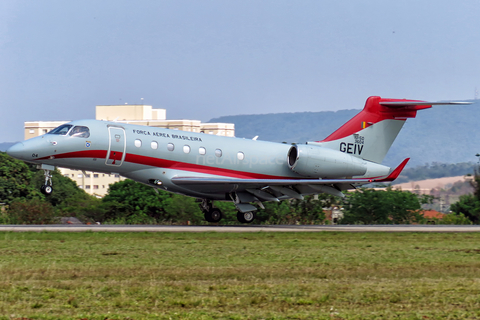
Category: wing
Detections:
[{"x1": 171, "y1": 158, "x2": 409, "y2": 200}]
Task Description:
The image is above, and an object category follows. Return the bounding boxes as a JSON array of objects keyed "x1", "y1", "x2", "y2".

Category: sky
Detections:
[{"x1": 1, "y1": 0, "x2": 479, "y2": 142}]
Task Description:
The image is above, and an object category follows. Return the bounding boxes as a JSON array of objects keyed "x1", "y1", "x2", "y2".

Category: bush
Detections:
[
  {"x1": 7, "y1": 199, "x2": 57, "y2": 224},
  {"x1": 439, "y1": 213, "x2": 472, "y2": 225}
]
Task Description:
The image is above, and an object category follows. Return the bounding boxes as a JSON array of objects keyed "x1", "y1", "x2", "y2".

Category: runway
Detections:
[{"x1": 0, "y1": 224, "x2": 479, "y2": 232}]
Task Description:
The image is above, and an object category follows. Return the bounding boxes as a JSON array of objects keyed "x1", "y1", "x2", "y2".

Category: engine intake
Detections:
[{"x1": 287, "y1": 144, "x2": 367, "y2": 178}]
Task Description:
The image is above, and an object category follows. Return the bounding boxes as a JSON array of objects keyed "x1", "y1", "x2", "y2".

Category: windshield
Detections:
[
  {"x1": 69, "y1": 126, "x2": 90, "y2": 138},
  {"x1": 47, "y1": 124, "x2": 73, "y2": 135}
]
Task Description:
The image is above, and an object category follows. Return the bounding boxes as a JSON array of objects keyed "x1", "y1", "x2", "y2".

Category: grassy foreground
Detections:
[{"x1": 0, "y1": 232, "x2": 479, "y2": 319}]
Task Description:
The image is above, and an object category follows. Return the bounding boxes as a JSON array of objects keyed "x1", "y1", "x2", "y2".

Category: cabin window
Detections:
[
  {"x1": 69, "y1": 126, "x2": 90, "y2": 138},
  {"x1": 151, "y1": 141, "x2": 158, "y2": 150},
  {"x1": 135, "y1": 139, "x2": 142, "y2": 148},
  {"x1": 215, "y1": 148, "x2": 222, "y2": 157},
  {"x1": 167, "y1": 143, "x2": 175, "y2": 151},
  {"x1": 48, "y1": 124, "x2": 73, "y2": 136},
  {"x1": 237, "y1": 152, "x2": 245, "y2": 161},
  {"x1": 183, "y1": 145, "x2": 191, "y2": 154},
  {"x1": 199, "y1": 147, "x2": 206, "y2": 155}
]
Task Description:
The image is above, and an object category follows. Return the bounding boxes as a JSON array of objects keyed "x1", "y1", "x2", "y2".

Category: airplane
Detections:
[{"x1": 6, "y1": 96, "x2": 471, "y2": 223}]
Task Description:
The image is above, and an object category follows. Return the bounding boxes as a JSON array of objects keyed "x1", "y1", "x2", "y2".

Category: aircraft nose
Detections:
[{"x1": 6, "y1": 142, "x2": 26, "y2": 160}]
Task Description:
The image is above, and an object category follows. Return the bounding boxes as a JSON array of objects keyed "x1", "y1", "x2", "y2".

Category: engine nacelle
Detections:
[{"x1": 287, "y1": 144, "x2": 367, "y2": 178}]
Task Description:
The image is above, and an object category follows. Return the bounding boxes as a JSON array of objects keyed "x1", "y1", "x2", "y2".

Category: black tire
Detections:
[
  {"x1": 40, "y1": 185, "x2": 53, "y2": 195},
  {"x1": 205, "y1": 208, "x2": 222, "y2": 223},
  {"x1": 237, "y1": 211, "x2": 255, "y2": 224},
  {"x1": 44, "y1": 185, "x2": 53, "y2": 195}
]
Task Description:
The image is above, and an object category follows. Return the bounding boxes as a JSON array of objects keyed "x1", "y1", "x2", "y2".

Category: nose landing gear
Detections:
[{"x1": 38, "y1": 164, "x2": 54, "y2": 195}]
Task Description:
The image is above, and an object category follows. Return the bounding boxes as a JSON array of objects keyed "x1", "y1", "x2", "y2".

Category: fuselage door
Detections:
[{"x1": 106, "y1": 126, "x2": 126, "y2": 166}]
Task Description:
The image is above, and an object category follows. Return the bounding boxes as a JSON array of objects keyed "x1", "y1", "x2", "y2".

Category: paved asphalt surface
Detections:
[{"x1": 0, "y1": 225, "x2": 479, "y2": 232}]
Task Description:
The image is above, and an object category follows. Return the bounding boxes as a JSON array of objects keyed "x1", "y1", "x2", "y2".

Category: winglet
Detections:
[{"x1": 375, "y1": 158, "x2": 410, "y2": 182}]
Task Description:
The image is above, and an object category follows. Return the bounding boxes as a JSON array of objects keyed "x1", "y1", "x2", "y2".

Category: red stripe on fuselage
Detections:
[
  {"x1": 37, "y1": 149, "x2": 288, "y2": 180},
  {"x1": 124, "y1": 153, "x2": 287, "y2": 179}
]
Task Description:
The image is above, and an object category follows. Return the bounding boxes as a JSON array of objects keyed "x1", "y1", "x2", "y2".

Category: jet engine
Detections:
[{"x1": 287, "y1": 144, "x2": 367, "y2": 178}]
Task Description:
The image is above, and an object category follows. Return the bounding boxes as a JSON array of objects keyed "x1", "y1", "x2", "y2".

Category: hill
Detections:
[{"x1": 209, "y1": 100, "x2": 480, "y2": 167}]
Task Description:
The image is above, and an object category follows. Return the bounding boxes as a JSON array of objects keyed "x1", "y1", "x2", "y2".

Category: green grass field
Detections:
[{"x1": 0, "y1": 231, "x2": 479, "y2": 319}]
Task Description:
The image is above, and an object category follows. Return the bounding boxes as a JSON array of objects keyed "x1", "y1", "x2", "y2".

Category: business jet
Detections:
[{"x1": 6, "y1": 96, "x2": 470, "y2": 223}]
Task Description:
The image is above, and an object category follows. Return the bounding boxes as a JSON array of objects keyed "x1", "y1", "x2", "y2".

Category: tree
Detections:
[
  {"x1": 450, "y1": 194, "x2": 480, "y2": 224},
  {"x1": 0, "y1": 152, "x2": 40, "y2": 205},
  {"x1": 256, "y1": 201, "x2": 294, "y2": 224},
  {"x1": 101, "y1": 180, "x2": 173, "y2": 223},
  {"x1": 340, "y1": 187, "x2": 425, "y2": 224},
  {"x1": 254, "y1": 194, "x2": 334, "y2": 224},
  {"x1": 164, "y1": 194, "x2": 204, "y2": 224},
  {"x1": 449, "y1": 164, "x2": 480, "y2": 224},
  {"x1": 289, "y1": 195, "x2": 328, "y2": 224}
]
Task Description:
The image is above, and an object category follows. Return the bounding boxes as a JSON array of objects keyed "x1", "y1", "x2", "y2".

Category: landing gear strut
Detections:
[
  {"x1": 40, "y1": 167, "x2": 53, "y2": 195},
  {"x1": 198, "y1": 199, "x2": 222, "y2": 223},
  {"x1": 229, "y1": 192, "x2": 258, "y2": 224}
]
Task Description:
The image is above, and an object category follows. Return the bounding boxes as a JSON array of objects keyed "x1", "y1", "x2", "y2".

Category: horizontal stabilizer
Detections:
[{"x1": 380, "y1": 101, "x2": 472, "y2": 107}]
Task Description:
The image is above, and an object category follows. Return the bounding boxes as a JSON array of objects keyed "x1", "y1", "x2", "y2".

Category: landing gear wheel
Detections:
[
  {"x1": 40, "y1": 185, "x2": 53, "y2": 195},
  {"x1": 204, "y1": 208, "x2": 222, "y2": 223},
  {"x1": 237, "y1": 211, "x2": 256, "y2": 224}
]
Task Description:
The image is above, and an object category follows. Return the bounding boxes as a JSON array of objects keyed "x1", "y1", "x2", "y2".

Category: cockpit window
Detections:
[
  {"x1": 69, "y1": 126, "x2": 90, "y2": 138},
  {"x1": 48, "y1": 125, "x2": 73, "y2": 135}
]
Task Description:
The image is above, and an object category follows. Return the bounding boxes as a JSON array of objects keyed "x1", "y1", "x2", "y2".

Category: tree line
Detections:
[{"x1": 0, "y1": 152, "x2": 476, "y2": 225}]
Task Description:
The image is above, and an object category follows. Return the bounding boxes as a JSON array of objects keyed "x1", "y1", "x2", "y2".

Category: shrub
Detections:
[{"x1": 7, "y1": 199, "x2": 57, "y2": 224}]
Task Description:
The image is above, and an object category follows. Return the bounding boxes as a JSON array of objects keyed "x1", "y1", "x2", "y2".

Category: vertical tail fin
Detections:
[{"x1": 310, "y1": 96, "x2": 468, "y2": 164}]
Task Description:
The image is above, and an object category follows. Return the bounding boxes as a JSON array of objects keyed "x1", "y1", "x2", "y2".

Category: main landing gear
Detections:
[
  {"x1": 237, "y1": 211, "x2": 256, "y2": 224},
  {"x1": 198, "y1": 199, "x2": 257, "y2": 224},
  {"x1": 37, "y1": 164, "x2": 55, "y2": 195},
  {"x1": 199, "y1": 199, "x2": 222, "y2": 223}
]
